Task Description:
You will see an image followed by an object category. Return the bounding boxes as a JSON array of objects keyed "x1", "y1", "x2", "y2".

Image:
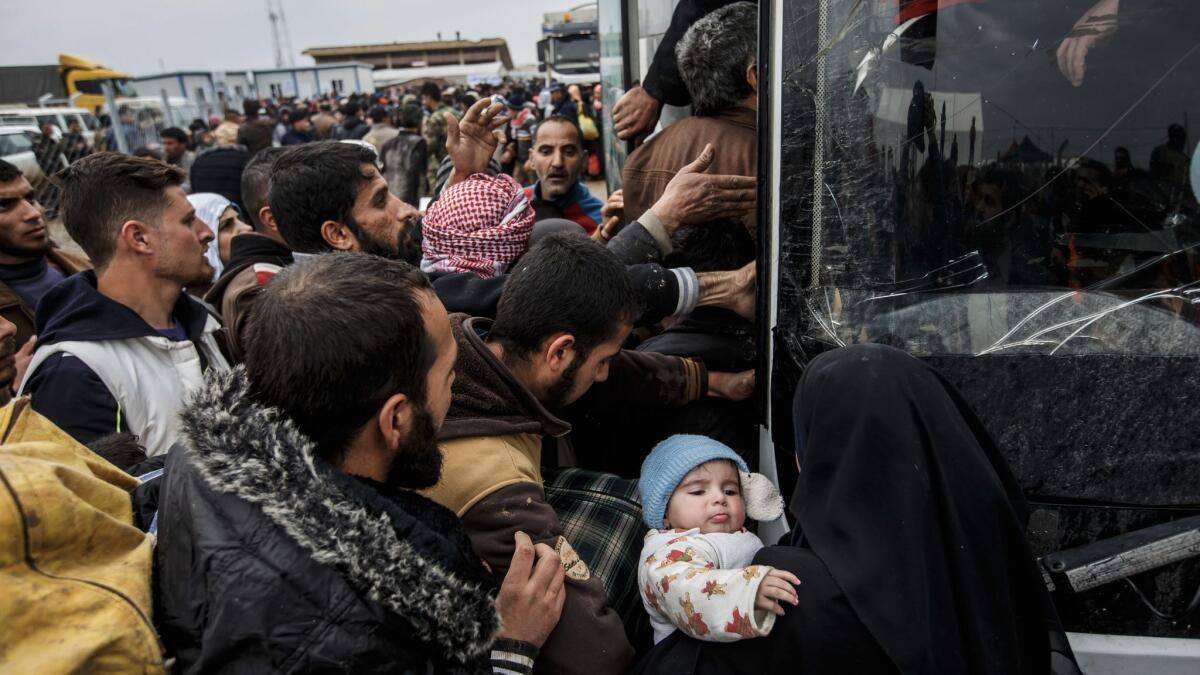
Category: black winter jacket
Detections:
[
  {"x1": 332, "y1": 118, "x2": 370, "y2": 141},
  {"x1": 155, "y1": 367, "x2": 504, "y2": 674}
]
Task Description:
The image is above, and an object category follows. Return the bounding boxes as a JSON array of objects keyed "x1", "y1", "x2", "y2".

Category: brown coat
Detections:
[
  {"x1": 0, "y1": 246, "x2": 90, "y2": 349},
  {"x1": 621, "y1": 105, "x2": 758, "y2": 234},
  {"x1": 424, "y1": 315, "x2": 633, "y2": 675},
  {"x1": 426, "y1": 315, "x2": 709, "y2": 675}
]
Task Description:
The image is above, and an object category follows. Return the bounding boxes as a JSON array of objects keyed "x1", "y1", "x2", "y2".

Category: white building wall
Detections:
[
  {"x1": 295, "y1": 70, "x2": 320, "y2": 99},
  {"x1": 253, "y1": 71, "x2": 299, "y2": 99},
  {"x1": 133, "y1": 75, "x2": 186, "y2": 99},
  {"x1": 252, "y1": 64, "x2": 373, "y2": 99},
  {"x1": 313, "y1": 67, "x2": 358, "y2": 96},
  {"x1": 222, "y1": 73, "x2": 254, "y2": 100},
  {"x1": 180, "y1": 75, "x2": 216, "y2": 107}
]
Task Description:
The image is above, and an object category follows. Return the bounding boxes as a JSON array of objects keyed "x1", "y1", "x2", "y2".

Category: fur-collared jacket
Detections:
[{"x1": 154, "y1": 367, "x2": 516, "y2": 674}]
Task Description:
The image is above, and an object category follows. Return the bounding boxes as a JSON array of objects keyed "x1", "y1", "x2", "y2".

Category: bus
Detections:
[{"x1": 600, "y1": 0, "x2": 1200, "y2": 670}]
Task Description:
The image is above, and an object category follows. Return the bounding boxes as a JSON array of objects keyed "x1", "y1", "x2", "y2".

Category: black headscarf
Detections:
[{"x1": 791, "y1": 344, "x2": 1078, "y2": 675}]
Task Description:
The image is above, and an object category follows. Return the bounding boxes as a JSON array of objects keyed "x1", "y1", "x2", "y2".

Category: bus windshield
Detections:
[{"x1": 775, "y1": 0, "x2": 1200, "y2": 358}]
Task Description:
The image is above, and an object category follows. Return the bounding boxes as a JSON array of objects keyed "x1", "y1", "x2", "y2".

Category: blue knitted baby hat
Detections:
[{"x1": 639, "y1": 434, "x2": 749, "y2": 530}]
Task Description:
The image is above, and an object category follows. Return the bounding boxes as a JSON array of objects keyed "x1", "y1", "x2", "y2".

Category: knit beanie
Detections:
[
  {"x1": 420, "y1": 172, "x2": 535, "y2": 279},
  {"x1": 639, "y1": 434, "x2": 784, "y2": 530}
]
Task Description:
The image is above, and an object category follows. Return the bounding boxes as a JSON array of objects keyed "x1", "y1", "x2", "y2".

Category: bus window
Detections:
[
  {"x1": 769, "y1": 0, "x2": 1200, "y2": 360},
  {"x1": 764, "y1": 0, "x2": 1200, "y2": 642}
]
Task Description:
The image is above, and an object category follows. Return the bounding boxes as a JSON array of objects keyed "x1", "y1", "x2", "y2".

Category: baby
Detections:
[{"x1": 638, "y1": 434, "x2": 797, "y2": 644}]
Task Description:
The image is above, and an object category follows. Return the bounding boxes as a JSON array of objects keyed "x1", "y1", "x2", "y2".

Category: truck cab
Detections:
[
  {"x1": 539, "y1": 3, "x2": 601, "y2": 85},
  {"x1": 57, "y1": 53, "x2": 136, "y2": 112}
]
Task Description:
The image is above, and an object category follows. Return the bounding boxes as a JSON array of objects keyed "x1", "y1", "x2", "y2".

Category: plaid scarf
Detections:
[{"x1": 421, "y1": 172, "x2": 535, "y2": 278}]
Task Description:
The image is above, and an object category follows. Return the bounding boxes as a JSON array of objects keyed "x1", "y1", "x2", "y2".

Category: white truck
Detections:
[{"x1": 538, "y1": 3, "x2": 601, "y2": 85}]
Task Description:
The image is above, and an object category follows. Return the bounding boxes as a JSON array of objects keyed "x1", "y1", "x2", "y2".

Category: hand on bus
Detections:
[
  {"x1": 1057, "y1": 0, "x2": 1119, "y2": 87},
  {"x1": 651, "y1": 144, "x2": 757, "y2": 235},
  {"x1": 708, "y1": 369, "x2": 756, "y2": 401},
  {"x1": 613, "y1": 86, "x2": 663, "y2": 141},
  {"x1": 697, "y1": 262, "x2": 757, "y2": 322},
  {"x1": 446, "y1": 98, "x2": 510, "y2": 187}
]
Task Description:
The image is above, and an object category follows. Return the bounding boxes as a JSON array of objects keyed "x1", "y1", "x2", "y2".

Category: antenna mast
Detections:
[
  {"x1": 277, "y1": 0, "x2": 296, "y2": 67},
  {"x1": 267, "y1": 0, "x2": 284, "y2": 68},
  {"x1": 267, "y1": 0, "x2": 295, "y2": 68}
]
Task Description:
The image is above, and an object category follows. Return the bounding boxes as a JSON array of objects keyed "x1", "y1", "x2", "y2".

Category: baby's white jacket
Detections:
[{"x1": 638, "y1": 528, "x2": 776, "y2": 644}]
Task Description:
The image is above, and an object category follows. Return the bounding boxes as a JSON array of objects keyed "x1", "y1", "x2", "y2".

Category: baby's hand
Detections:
[{"x1": 754, "y1": 569, "x2": 801, "y2": 617}]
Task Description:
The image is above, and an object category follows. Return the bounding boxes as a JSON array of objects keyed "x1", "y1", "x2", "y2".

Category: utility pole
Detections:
[
  {"x1": 267, "y1": 0, "x2": 295, "y2": 68},
  {"x1": 277, "y1": 0, "x2": 296, "y2": 67},
  {"x1": 268, "y1": 0, "x2": 284, "y2": 68}
]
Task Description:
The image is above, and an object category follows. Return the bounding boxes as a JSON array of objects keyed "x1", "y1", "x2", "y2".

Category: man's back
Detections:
[
  {"x1": 311, "y1": 112, "x2": 336, "y2": 140},
  {"x1": 364, "y1": 124, "x2": 399, "y2": 153},
  {"x1": 237, "y1": 117, "x2": 275, "y2": 155},
  {"x1": 190, "y1": 146, "x2": 250, "y2": 213},
  {"x1": 622, "y1": 107, "x2": 758, "y2": 232},
  {"x1": 381, "y1": 131, "x2": 427, "y2": 207}
]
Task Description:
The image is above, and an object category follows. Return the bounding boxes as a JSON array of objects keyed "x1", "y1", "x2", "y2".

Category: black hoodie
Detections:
[{"x1": 23, "y1": 271, "x2": 216, "y2": 446}]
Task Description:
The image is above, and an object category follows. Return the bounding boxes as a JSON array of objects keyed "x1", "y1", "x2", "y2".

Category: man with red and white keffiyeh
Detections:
[{"x1": 420, "y1": 172, "x2": 536, "y2": 279}]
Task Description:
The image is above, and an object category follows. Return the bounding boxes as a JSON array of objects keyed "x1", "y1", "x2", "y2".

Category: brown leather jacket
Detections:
[
  {"x1": 0, "y1": 246, "x2": 90, "y2": 349},
  {"x1": 621, "y1": 105, "x2": 758, "y2": 235}
]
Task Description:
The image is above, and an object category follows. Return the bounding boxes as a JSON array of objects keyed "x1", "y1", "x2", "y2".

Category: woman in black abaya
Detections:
[{"x1": 634, "y1": 344, "x2": 1080, "y2": 674}]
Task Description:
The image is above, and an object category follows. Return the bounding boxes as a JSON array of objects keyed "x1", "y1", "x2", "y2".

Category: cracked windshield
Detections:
[{"x1": 777, "y1": 0, "x2": 1200, "y2": 357}]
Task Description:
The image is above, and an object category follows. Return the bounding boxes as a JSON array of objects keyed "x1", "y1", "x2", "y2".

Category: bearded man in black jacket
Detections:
[{"x1": 155, "y1": 253, "x2": 565, "y2": 674}]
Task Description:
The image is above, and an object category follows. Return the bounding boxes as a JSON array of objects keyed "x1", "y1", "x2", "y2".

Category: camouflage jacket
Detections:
[{"x1": 422, "y1": 105, "x2": 458, "y2": 161}]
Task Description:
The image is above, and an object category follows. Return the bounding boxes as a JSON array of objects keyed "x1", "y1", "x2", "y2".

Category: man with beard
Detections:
[
  {"x1": 20, "y1": 153, "x2": 229, "y2": 455},
  {"x1": 155, "y1": 253, "x2": 565, "y2": 673},
  {"x1": 0, "y1": 158, "x2": 90, "y2": 352},
  {"x1": 422, "y1": 234, "x2": 643, "y2": 675},
  {"x1": 270, "y1": 141, "x2": 423, "y2": 264}
]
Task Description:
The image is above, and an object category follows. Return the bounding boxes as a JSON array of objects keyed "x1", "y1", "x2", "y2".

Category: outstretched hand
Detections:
[
  {"x1": 650, "y1": 143, "x2": 757, "y2": 235},
  {"x1": 446, "y1": 98, "x2": 510, "y2": 187}
]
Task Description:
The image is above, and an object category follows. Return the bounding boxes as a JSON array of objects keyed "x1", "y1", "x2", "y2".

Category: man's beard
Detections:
[
  {"x1": 350, "y1": 219, "x2": 421, "y2": 266},
  {"x1": 544, "y1": 354, "x2": 584, "y2": 411},
  {"x1": 385, "y1": 403, "x2": 444, "y2": 490}
]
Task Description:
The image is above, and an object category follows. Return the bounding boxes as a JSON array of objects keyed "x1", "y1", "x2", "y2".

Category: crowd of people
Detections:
[{"x1": 0, "y1": 2, "x2": 1100, "y2": 674}]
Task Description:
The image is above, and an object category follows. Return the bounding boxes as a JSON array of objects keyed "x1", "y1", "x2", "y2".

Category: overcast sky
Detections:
[{"x1": 0, "y1": 0, "x2": 578, "y2": 75}]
